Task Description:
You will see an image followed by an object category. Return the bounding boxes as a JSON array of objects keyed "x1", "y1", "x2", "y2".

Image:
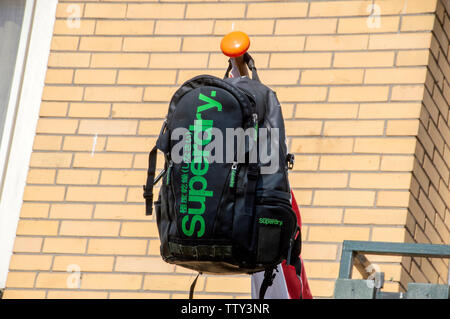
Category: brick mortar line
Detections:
[
  {"x1": 426, "y1": 43, "x2": 450, "y2": 88},
  {"x1": 113, "y1": 66, "x2": 121, "y2": 86},
  {"x1": 408, "y1": 256, "x2": 442, "y2": 284},
  {"x1": 49, "y1": 58, "x2": 429, "y2": 67},
  {"x1": 45, "y1": 57, "x2": 429, "y2": 63},
  {"x1": 34, "y1": 117, "x2": 423, "y2": 122},
  {"x1": 431, "y1": 14, "x2": 450, "y2": 54},
  {"x1": 53, "y1": 13, "x2": 440, "y2": 22},
  {"x1": 80, "y1": 86, "x2": 87, "y2": 104},
  {"x1": 301, "y1": 202, "x2": 411, "y2": 207},
  {"x1": 81, "y1": 1, "x2": 86, "y2": 17},
  {"x1": 39, "y1": 102, "x2": 427, "y2": 107},
  {"x1": 51, "y1": 166, "x2": 59, "y2": 185},
  {"x1": 17, "y1": 234, "x2": 160, "y2": 242},
  {"x1": 27, "y1": 170, "x2": 412, "y2": 176},
  {"x1": 302, "y1": 206, "x2": 410, "y2": 211},
  {"x1": 303, "y1": 222, "x2": 311, "y2": 242},
  {"x1": 416, "y1": 119, "x2": 448, "y2": 164},
  {"x1": 16, "y1": 212, "x2": 412, "y2": 223},
  {"x1": 271, "y1": 15, "x2": 276, "y2": 36},
  {"x1": 243, "y1": 1, "x2": 249, "y2": 20},
  {"x1": 393, "y1": 49, "x2": 401, "y2": 68},
  {"x1": 306, "y1": 222, "x2": 408, "y2": 227},
  {"x1": 408, "y1": 190, "x2": 447, "y2": 243},
  {"x1": 21, "y1": 203, "x2": 410, "y2": 210},
  {"x1": 6, "y1": 270, "x2": 250, "y2": 278},
  {"x1": 49, "y1": 52, "x2": 430, "y2": 64},
  {"x1": 21, "y1": 199, "x2": 146, "y2": 205},
  {"x1": 21, "y1": 203, "x2": 410, "y2": 211},
  {"x1": 25, "y1": 169, "x2": 416, "y2": 176},
  {"x1": 29, "y1": 150, "x2": 420, "y2": 155},
  {"x1": 4, "y1": 286, "x2": 251, "y2": 297},
  {"x1": 382, "y1": 117, "x2": 388, "y2": 137},
  {"x1": 398, "y1": 9, "x2": 404, "y2": 34},
  {"x1": 36, "y1": 118, "x2": 423, "y2": 123},
  {"x1": 44, "y1": 67, "x2": 432, "y2": 73},
  {"x1": 410, "y1": 188, "x2": 448, "y2": 231},
  {"x1": 426, "y1": 183, "x2": 450, "y2": 213},
  {"x1": 41, "y1": 82, "x2": 428, "y2": 87},
  {"x1": 61, "y1": 168, "x2": 71, "y2": 203},
  {"x1": 51, "y1": 32, "x2": 435, "y2": 39},
  {"x1": 92, "y1": 19, "x2": 97, "y2": 41}
]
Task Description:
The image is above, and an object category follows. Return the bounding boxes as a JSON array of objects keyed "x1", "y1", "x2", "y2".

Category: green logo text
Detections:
[
  {"x1": 259, "y1": 218, "x2": 283, "y2": 226},
  {"x1": 181, "y1": 91, "x2": 222, "y2": 238}
]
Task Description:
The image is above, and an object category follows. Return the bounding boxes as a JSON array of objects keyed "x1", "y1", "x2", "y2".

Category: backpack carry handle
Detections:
[
  {"x1": 224, "y1": 52, "x2": 260, "y2": 82},
  {"x1": 243, "y1": 52, "x2": 260, "y2": 82}
]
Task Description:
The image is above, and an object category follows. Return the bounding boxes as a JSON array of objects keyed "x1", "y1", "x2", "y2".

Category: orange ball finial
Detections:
[{"x1": 220, "y1": 31, "x2": 250, "y2": 58}]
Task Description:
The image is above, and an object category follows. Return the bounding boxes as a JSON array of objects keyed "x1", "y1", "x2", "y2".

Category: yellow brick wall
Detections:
[
  {"x1": 3, "y1": 0, "x2": 449, "y2": 299},
  {"x1": 400, "y1": 0, "x2": 450, "y2": 289}
]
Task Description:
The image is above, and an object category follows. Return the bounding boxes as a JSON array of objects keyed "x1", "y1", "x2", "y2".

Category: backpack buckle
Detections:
[
  {"x1": 142, "y1": 185, "x2": 154, "y2": 216},
  {"x1": 286, "y1": 153, "x2": 295, "y2": 170},
  {"x1": 142, "y1": 185, "x2": 153, "y2": 201}
]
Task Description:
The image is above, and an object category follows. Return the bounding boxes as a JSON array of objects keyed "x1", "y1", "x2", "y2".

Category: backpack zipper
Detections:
[
  {"x1": 229, "y1": 162, "x2": 238, "y2": 188},
  {"x1": 212, "y1": 163, "x2": 237, "y2": 236},
  {"x1": 252, "y1": 113, "x2": 258, "y2": 142},
  {"x1": 166, "y1": 160, "x2": 173, "y2": 185}
]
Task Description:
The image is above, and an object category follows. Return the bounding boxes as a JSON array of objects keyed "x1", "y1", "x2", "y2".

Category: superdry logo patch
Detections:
[
  {"x1": 180, "y1": 91, "x2": 222, "y2": 238},
  {"x1": 258, "y1": 218, "x2": 283, "y2": 226}
]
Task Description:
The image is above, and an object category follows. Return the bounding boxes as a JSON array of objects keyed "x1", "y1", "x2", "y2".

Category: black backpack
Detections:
[{"x1": 143, "y1": 54, "x2": 301, "y2": 298}]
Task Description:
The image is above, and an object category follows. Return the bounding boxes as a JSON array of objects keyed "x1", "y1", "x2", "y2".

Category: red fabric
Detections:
[
  {"x1": 281, "y1": 191, "x2": 313, "y2": 299},
  {"x1": 290, "y1": 189, "x2": 302, "y2": 228}
]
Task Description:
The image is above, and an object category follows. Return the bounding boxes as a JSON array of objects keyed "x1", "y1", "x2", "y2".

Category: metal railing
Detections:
[{"x1": 335, "y1": 240, "x2": 450, "y2": 299}]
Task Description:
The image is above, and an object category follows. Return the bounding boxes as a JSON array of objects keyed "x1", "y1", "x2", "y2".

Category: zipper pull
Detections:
[
  {"x1": 229, "y1": 162, "x2": 238, "y2": 188},
  {"x1": 252, "y1": 113, "x2": 258, "y2": 142},
  {"x1": 166, "y1": 160, "x2": 173, "y2": 185}
]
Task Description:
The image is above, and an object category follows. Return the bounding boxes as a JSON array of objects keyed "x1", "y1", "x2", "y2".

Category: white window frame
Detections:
[{"x1": 0, "y1": 0, "x2": 58, "y2": 288}]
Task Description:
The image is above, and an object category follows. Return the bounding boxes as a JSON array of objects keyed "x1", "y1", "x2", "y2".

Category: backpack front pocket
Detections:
[{"x1": 253, "y1": 198, "x2": 297, "y2": 266}]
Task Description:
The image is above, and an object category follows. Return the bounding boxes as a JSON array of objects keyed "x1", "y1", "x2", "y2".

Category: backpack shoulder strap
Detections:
[
  {"x1": 143, "y1": 146, "x2": 158, "y2": 216},
  {"x1": 259, "y1": 267, "x2": 277, "y2": 299},
  {"x1": 189, "y1": 272, "x2": 202, "y2": 299},
  {"x1": 143, "y1": 120, "x2": 169, "y2": 216}
]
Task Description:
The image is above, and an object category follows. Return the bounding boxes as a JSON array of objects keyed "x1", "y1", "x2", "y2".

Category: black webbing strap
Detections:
[
  {"x1": 286, "y1": 226, "x2": 303, "y2": 299},
  {"x1": 243, "y1": 53, "x2": 260, "y2": 82},
  {"x1": 286, "y1": 226, "x2": 301, "y2": 267},
  {"x1": 223, "y1": 53, "x2": 260, "y2": 82},
  {"x1": 224, "y1": 59, "x2": 233, "y2": 79},
  {"x1": 143, "y1": 146, "x2": 158, "y2": 216},
  {"x1": 231, "y1": 163, "x2": 258, "y2": 254},
  {"x1": 168, "y1": 242, "x2": 233, "y2": 259},
  {"x1": 259, "y1": 267, "x2": 277, "y2": 299},
  {"x1": 189, "y1": 272, "x2": 202, "y2": 299}
]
